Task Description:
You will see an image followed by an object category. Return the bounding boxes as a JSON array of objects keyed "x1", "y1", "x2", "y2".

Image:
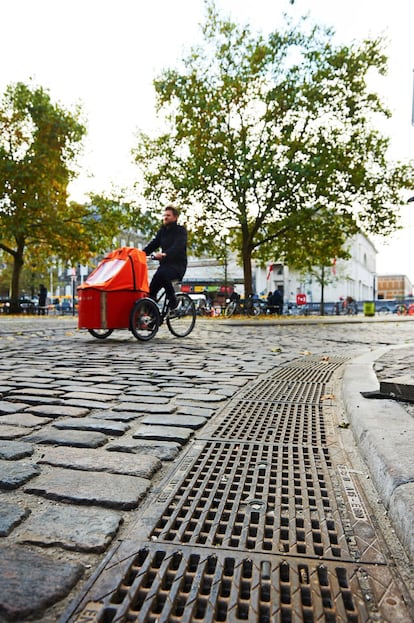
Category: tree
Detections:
[
  {"x1": 283, "y1": 209, "x2": 355, "y2": 314},
  {"x1": 0, "y1": 83, "x2": 128, "y2": 312},
  {"x1": 133, "y1": 2, "x2": 414, "y2": 295}
]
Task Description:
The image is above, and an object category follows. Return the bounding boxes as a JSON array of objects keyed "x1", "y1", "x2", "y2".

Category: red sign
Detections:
[{"x1": 296, "y1": 293, "x2": 307, "y2": 305}]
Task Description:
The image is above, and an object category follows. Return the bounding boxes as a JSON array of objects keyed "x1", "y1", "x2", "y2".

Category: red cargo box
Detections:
[{"x1": 78, "y1": 247, "x2": 149, "y2": 330}]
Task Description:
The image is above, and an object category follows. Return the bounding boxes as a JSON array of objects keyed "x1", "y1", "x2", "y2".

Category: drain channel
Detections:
[{"x1": 66, "y1": 356, "x2": 413, "y2": 623}]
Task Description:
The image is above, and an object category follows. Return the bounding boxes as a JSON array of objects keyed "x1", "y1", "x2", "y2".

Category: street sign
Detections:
[{"x1": 296, "y1": 293, "x2": 307, "y2": 305}]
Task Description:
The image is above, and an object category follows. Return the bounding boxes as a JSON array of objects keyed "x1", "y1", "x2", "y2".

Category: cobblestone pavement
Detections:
[{"x1": 0, "y1": 316, "x2": 413, "y2": 622}]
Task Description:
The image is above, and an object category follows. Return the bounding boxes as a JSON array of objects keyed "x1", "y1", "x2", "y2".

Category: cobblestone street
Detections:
[{"x1": 0, "y1": 316, "x2": 413, "y2": 622}]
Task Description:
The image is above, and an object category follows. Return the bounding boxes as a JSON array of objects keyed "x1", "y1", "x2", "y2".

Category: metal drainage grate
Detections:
[
  {"x1": 277, "y1": 356, "x2": 348, "y2": 370},
  {"x1": 96, "y1": 544, "x2": 371, "y2": 623},
  {"x1": 201, "y1": 401, "x2": 328, "y2": 446},
  {"x1": 268, "y1": 367, "x2": 340, "y2": 384},
  {"x1": 149, "y1": 441, "x2": 356, "y2": 561},
  {"x1": 238, "y1": 379, "x2": 334, "y2": 405}
]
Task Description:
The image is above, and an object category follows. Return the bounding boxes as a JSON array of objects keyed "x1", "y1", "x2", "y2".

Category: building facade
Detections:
[
  {"x1": 377, "y1": 274, "x2": 413, "y2": 299},
  {"x1": 255, "y1": 233, "x2": 377, "y2": 305}
]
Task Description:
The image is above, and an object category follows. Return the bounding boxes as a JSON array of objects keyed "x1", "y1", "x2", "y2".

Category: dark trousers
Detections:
[{"x1": 149, "y1": 265, "x2": 181, "y2": 307}]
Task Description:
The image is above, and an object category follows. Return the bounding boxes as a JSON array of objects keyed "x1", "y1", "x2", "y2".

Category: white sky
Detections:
[{"x1": 1, "y1": 0, "x2": 414, "y2": 281}]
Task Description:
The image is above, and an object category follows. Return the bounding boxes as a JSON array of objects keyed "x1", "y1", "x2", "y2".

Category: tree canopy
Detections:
[
  {"x1": 133, "y1": 2, "x2": 414, "y2": 294},
  {"x1": 0, "y1": 82, "x2": 128, "y2": 311}
]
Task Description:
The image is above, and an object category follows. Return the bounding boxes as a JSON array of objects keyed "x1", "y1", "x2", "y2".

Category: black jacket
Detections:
[{"x1": 143, "y1": 222, "x2": 188, "y2": 278}]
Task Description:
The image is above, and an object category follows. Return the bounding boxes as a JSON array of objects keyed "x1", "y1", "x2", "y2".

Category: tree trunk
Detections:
[
  {"x1": 9, "y1": 243, "x2": 24, "y2": 314},
  {"x1": 320, "y1": 266, "x2": 325, "y2": 316},
  {"x1": 241, "y1": 233, "x2": 253, "y2": 296}
]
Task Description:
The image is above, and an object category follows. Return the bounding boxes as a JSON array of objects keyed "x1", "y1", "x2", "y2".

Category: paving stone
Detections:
[
  {"x1": 18, "y1": 504, "x2": 122, "y2": 552},
  {"x1": 9, "y1": 387, "x2": 64, "y2": 397},
  {"x1": 0, "y1": 425, "x2": 29, "y2": 439},
  {"x1": 0, "y1": 459, "x2": 40, "y2": 489},
  {"x1": 140, "y1": 414, "x2": 207, "y2": 429},
  {"x1": 27, "y1": 404, "x2": 90, "y2": 418},
  {"x1": 52, "y1": 417, "x2": 129, "y2": 436},
  {"x1": 91, "y1": 383, "x2": 128, "y2": 391},
  {"x1": 113, "y1": 402, "x2": 176, "y2": 414},
  {"x1": 175, "y1": 392, "x2": 228, "y2": 403},
  {"x1": 0, "y1": 400, "x2": 30, "y2": 414},
  {"x1": 0, "y1": 502, "x2": 31, "y2": 536},
  {"x1": 201, "y1": 384, "x2": 240, "y2": 397},
  {"x1": 0, "y1": 544, "x2": 83, "y2": 620},
  {"x1": 0, "y1": 412, "x2": 52, "y2": 427},
  {"x1": 116, "y1": 394, "x2": 170, "y2": 404},
  {"x1": 132, "y1": 425, "x2": 192, "y2": 444},
  {"x1": 23, "y1": 429, "x2": 108, "y2": 448},
  {"x1": 106, "y1": 439, "x2": 181, "y2": 460},
  {"x1": 7, "y1": 394, "x2": 63, "y2": 405},
  {"x1": 61, "y1": 391, "x2": 117, "y2": 401},
  {"x1": 0, "y1": 385, "x2": 15, "y2": 394},
  {"x1": 24, "y1": 467, "x2": 150, "y2": 509},
  {"x1": 123, "y1": 385, "x2": 163, "y2": 394},
  {"x1": 74, "y1": 375, "x2": 116, "y2": 383},
  {"x1": 63, "y1": 398, "x2": 113, "y2": 409},
  {"x1": 59, "y1": 384, "x2": 125, "y2": 395},
  {"x1": 176, "y1": 405, "x2": 215, "y2": 418},
  {"x1": 0, "y1": 440, "x2": 34, "y2": 460},
  {"x1": 90, "y1": 410, "x2": 143, "y2": 422},
  {"x1": 38, "y1": 446, "x2": 161, "y2": 478}
]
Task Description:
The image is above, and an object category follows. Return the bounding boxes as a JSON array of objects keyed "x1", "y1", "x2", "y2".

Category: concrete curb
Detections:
[{"x1": 342, "y1": 346, "x2": 414, "y2": 562}]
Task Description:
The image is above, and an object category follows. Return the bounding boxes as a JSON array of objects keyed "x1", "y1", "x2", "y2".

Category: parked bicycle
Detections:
[{"x1": 224, "y1": 293, "x2": 263, "y2": 317}]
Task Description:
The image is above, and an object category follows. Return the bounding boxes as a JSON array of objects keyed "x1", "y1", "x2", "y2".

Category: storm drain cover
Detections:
[
  {"x1": 201, "y1": 401, "x2": 329, "y2": 446},
  {"x1": 95, "y1": 545, "x2": 372, "y2": 623},
  {"x1": 265, "y1": 357, "x2": 347, "y2": 384},
  {"x1": 237, "y1": 379, "x2": 333, "y2": 405},
  {"x1": 148, "y1": 441, "x2": 386, "y2": 565}
]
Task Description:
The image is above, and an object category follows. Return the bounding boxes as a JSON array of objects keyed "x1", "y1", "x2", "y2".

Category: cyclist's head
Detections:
[{"x1": 163, "y1": 206, "x2": 179, "y2": 225}]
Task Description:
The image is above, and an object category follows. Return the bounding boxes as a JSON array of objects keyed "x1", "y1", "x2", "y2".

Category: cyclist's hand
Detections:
[{"x1": 152, "y1": 252, "x2": 166, "y2": 261}]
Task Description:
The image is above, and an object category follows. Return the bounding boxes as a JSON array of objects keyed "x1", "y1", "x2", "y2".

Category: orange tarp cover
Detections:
[{"x1": 79, "y1": 247, "x2": 149, "y2": 293}]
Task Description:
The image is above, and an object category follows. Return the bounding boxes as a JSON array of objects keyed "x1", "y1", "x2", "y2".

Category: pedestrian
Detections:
[
  {"x1": 271, "y1": 287, "x2": 284, "y2": 314},
  {"x1": 143, "y1": 205, "x2": 188, "y2": 310},
  {"x1": 38, "y1": 284, "x2": 47, "y2": 315}
]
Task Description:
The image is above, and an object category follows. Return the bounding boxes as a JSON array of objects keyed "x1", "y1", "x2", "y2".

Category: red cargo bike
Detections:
[{"x1": 77, "y1": 247, "x2": 196, "y2": 341}]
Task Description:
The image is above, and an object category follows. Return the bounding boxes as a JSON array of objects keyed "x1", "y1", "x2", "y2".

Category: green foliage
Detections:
[
  {"x1": 0, "y1": 82, "x2": 130, "y2": 311},
  {"x1": 133, "y1": 3, "x2": 414, "y2": 294}
]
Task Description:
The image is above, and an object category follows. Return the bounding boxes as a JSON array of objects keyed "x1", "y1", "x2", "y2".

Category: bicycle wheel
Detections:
[
  {"x1": 88, "y1": 328, "x2": 113, "y2": 339},
  {"x1": 225, "y1": 300, "x2": 237, "y2": 317},
  {"x1": 130, "y1": 298, "x2": 160, "y2": 341},
  {"x1": 166, "y1": 293, "x2": 196, "y2": 337}
]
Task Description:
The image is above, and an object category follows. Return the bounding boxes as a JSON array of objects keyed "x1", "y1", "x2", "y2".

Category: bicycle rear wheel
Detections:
[
  {"x1": 166, "y1": 293, "x2": 196, "y2": 337},
  {"x1": 130, "y1": 298, "x2": 160, "y2": 341}
]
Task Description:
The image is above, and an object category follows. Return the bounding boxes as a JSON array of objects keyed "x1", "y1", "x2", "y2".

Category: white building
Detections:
[{"x1": 258, "y1": 233, "x2": 377, "y2": 305}]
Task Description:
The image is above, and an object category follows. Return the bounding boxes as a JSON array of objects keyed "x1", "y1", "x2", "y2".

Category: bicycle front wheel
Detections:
[
  {"x1": 130, "y1": 298, "x2": 160, "y2": 341},
  {"x1": 88, "y1": 328, "x2": 113, "y2": 339},
  {"x1": 166, "y1": 293, "x2": 196, "y2": 337}
]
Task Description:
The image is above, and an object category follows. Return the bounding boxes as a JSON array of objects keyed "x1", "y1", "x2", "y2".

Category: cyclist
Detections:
[{"x1": 143, "y1": 206, "x2": 188, "y2": 310}]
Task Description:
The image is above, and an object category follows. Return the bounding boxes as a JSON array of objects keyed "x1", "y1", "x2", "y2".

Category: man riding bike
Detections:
[{"x1": 143, "y1": 206, "x2": 188, "y2": 310}]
